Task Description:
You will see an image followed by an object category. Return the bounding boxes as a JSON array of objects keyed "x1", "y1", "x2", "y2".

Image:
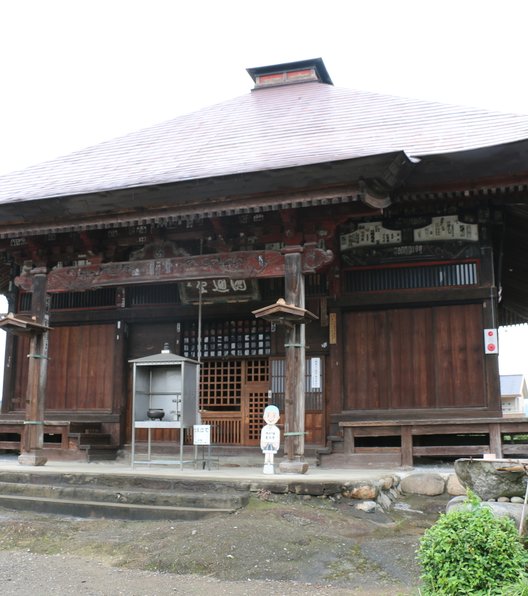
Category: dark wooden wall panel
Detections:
[
  {"x1": 12, "y1": 324, "x2": 116, "y2": 413},
  {"x1": 433, "y1": 304, "x2": 485, "y2": 408},
  {"x1": 389, "y1": 308, "x2": 435, "y2": 409},
  {"x1": 343, "y1": 303, "x2": 487, "y2": 414},
  {"x1": 344, "y1": 310, "x2": 390, "y2": 410},
  {"x1": 45, "y1": 324, "x2": 116, "y2": 411}
]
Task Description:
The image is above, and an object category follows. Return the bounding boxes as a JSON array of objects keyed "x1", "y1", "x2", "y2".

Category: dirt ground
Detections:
[{"x1": 0, "y1": 492, "x2": 449, "y2": 595}]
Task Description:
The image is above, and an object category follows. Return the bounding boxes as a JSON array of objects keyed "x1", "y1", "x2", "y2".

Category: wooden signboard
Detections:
[{"x1": 179, "y1": 278, "x2": 259, "y2": 304}]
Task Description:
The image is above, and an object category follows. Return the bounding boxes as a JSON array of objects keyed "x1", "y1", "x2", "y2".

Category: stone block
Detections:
[
  {"x1": 355, "y1": 500, "x2": 378, "y2": 512},
  {"x1": 454, "y1": 458, "x2": 528, "y2": 500},
  {"x1": 342, "y1": 482, "x2": 379, "y2": 500},
  {"x1": 446, "y1": 473, "x2": 466, "y2": 496},
  {"x1": 376, "y1": 491, "x2": 392, "y2": 510},
  {"x1": 379, "y1": 476, "x2": 394, "y2": 490},
  {"x1": 400, "y1": 473, "x2": 445, "y2": 496}
]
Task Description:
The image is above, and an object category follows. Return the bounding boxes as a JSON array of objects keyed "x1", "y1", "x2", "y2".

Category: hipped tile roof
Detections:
[{"x1": 1, "y1": 78, "x2": 528, "y2": 204}]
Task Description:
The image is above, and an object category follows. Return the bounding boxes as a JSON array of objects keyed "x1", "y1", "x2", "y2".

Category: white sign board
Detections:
[
  {"x1": 413, "y1": 215, "x2": 479, "y2": 242},
  {"x1": 340, "y1": 221, "x2": 401, "y2": 250},
  {"x1": 193, "y1": 424, "x2": 211, "y2": 445},
  {"x1": 310, "y1": 357, "x2": 321, "y2": 390},
  {"x1": 484, "y1": 328, "x2": 498, "y2": 355}
]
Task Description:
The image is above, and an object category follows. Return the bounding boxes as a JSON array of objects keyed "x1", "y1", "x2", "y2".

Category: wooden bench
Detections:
[{"x1": 339, "y1": 418, "x2": 528, "y2": 466}]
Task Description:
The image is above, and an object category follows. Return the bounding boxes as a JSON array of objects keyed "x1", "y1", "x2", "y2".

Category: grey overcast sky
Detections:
[
  {"x1": 1, "y1": 0, "x2": 528, "y2": 174},
  {"x1": 0, "y1": 0, "x2": 527, "y2": 378}
]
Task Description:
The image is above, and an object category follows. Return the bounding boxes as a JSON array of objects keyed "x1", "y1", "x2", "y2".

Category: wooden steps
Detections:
[{"x1": 68, "y1": 422, "x2": 119, "y2": 462}]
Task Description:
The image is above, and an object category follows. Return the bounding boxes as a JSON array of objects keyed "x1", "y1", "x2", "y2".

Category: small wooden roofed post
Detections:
[
  {"x1": 0, "y1": 268, "x2": 51, "y2": 466},
  {"x1": 252, "y1": 238, "x2": 318, "y2": 474},
  {"x1": 0, "y1": 313, "x2": 50, "y2": 336},
  {"x1": 254, "y1": 288, "x2": 318, "y2": 474}
]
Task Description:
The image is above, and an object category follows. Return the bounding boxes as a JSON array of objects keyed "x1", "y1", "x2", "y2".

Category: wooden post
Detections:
[
  {"x1": 279, "y1": 249, "x2": 309, "y2": 474},
  {"x1": 401, "y1": 425, "x2": 413, "y2": 467},
  {"x1": 18, "y1": 268, "x2": 49, "y2": 466},
  {"x1": 343, "y1": 427, "x2": 355, "y2": 454},
  {"x1": 489, "y1": 423, "x2": 503, "y2": 459}
]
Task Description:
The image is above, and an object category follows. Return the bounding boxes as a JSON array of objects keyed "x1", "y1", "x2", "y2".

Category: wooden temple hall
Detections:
[{"x1": 1, "y1": 58, "x2": 528, "y2": 469}]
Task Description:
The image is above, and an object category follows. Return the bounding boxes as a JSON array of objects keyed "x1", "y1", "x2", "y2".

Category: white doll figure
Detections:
[{"x1": 260, "y1": 405, "x2": 280, "y2": 474}]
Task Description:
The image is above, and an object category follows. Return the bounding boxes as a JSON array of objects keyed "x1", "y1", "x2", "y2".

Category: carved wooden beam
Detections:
[{"x1": 15, "y1": 245, "x2": 333, "y2": 293}]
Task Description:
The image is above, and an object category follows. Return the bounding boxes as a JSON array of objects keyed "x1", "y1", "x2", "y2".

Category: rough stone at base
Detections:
[
  {"x1": 400, "y1": 473, "x2": 445, "y2": 496},
  {"x1": 342, "y1": 482, "x2": 379, "y2": 500},
  {"x1": 279, "y1": 460, "x2": 309, "y2": 474},
  {"x1": 446, "y1": 473, "x2": 467, "y2": 496},
  {"x1": 376, "y1": 491, "x2": 392, "y2": 510},
  {"x1": 379, "y1": 476, "x2": 394, "y2": 490},
  {"x1": 18, "y1": 451, "x2": 47, "y2": 466},
  {"x1": 454, "y1": 458, "x2": 528, "y2": 500},
  {"x1": 355, "y1": 500, "x2": 378, "y2": 513}
]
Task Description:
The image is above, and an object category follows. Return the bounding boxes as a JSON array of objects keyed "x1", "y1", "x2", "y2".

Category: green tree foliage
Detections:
[{"x1": 417, "y1": 491, "x2": 528, "y2": 595}]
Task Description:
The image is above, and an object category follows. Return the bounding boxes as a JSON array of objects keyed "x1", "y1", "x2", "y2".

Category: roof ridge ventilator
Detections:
[{"x1": 247, "y1": 57, "x2": 333, "y2": 89}]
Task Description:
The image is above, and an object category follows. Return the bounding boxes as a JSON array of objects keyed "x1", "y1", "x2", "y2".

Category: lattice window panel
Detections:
[
  {"x1": 18, "y1": 288, "x2": 117, "y2": 312},
  {"x1": 246, "y1": 359, "x2": 269, "y2": 383},
  {"x1": 182, "y1": 319, "x2": 271, "y2": 358},
  {"x1": 199, "y1": 360, "x2": 242, "y2": 411},
  {"x1": 126, "y1": 283, "x2": 180, "y2": 306},
  {"x1": 246, "y1": 391, "x2": 270, "y2": 441},
  {"x1": 344, "y1": 261, "x2": 479, "y2": 293}
]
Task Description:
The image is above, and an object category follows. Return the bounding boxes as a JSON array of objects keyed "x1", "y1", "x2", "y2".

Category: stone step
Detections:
[
  {"x1": 0, "y1": 470, "x2": 250, "y2": 493},
  {"x1": 0, "y1": 493, "x2": 236, "y2": 521},
  {"x1": 0, "y1": 480, "x2": 249, "y2": 510},
  {"x1": 0, "y1": 471, "x2": 250, "y2": 520},
  {"x1": 85, "y1": 445, "x2": 119, "y2": 462}
]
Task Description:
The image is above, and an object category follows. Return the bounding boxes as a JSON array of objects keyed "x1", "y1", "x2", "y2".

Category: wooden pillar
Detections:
[
  {"x1": 279, "y1": 249, "x2": 309, "y2": 474},
  {"x1": 18, "y1": 268, "x2": 49, "y2": 466},
  {"x1": 1, "y1": 280, "x2": 18, "y2": 414}
]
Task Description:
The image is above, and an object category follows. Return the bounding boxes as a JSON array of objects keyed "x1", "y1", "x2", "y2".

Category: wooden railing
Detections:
[{"x1": 198, "y1": 412, "x2": 242, "y2": 445}]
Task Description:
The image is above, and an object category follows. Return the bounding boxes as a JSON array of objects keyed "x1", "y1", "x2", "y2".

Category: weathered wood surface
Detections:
[
  {"x1": 19, "y1": 269, "x2": 49, "y2": 464},
  {"x1": 338, "y1": 418, "x2": 528, "y2": 465},
  {"x1": 282, "y1": 251, "x2": 307, "y2": 467},
  {"x1": 342, "y1": 303, "x2": 487, "y2": 413},
  {"x1": 15, "y1": 246, "x2": 333, "y2": 293},
  {"x1": 14, "y1": 324, "x2": 116, "y2": 412},
  {"x1": 338, "y1": 418, "x2": 527, "y2": 427}
]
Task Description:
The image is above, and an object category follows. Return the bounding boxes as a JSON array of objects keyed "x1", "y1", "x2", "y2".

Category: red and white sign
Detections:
[{"x1": 484, "y1": 328, "x2": 498, "y2": 355}]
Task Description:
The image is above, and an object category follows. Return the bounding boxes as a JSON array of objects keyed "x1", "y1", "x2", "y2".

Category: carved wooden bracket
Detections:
[{"x1": 15, "y1": 246, "x2": 334, "y2": 293}]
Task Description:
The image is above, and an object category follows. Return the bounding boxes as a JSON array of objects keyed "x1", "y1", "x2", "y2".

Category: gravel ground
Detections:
[{"x1": 0, "y1": 493, "x2": 448, "y2": 595}]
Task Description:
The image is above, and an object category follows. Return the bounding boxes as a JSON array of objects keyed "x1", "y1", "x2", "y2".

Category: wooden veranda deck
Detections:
[{"x1": 338, "y1": 417, "x2": 528, "y2": 467}]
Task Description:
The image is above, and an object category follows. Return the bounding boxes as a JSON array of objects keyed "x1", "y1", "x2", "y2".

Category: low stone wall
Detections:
[{"x1": 250, "y1": 471, "x2": 465, "y2": 514}]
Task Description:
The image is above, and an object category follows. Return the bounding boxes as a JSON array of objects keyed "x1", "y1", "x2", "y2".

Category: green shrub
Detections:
[{"x1": 417, "y1": 491, "x2": 528, "y2": 595}]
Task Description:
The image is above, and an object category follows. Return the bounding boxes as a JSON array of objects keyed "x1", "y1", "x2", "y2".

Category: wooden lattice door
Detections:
[
  {"x1": 199, "y1": 358, "x2": 270, "y2": 446},
  {"x1": 242, "y1": 359, "x2": 270, "y2": 445}
]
